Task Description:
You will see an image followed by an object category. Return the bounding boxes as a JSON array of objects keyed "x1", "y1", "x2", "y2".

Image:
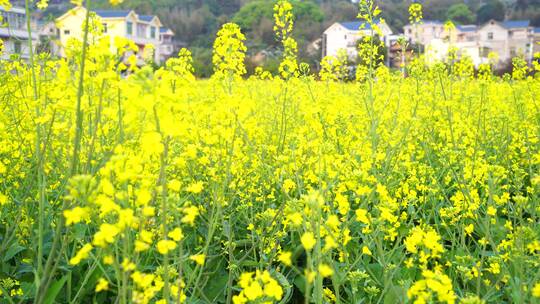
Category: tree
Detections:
[
  {"x1": 232, "y1": 0, "x2": 323, "y2": 33},
  {"x1": 477, "y1": 0, "x2": 506, "y2": 23},
  {"x1": 447, "y1": 3, "x2": 475, "y2": 24},
  {"x1": 422, "y1": 0, "x2": 464, "y2": 21}
]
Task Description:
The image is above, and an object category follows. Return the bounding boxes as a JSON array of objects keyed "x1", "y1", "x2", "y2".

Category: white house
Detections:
[
  {"x1": 322, "y1": 21, "x2": 393, "y2": 59},
  {"x1": 476, "y1": 20, "x2": 534, "y2": 63},
  {"x1": 159, "y1": 27, "x2": 175, "y2": 63},
  {"x1": 0, "y1": 5, "x2": 38, "y2": 60},
  {"x1": 455, "y1": 25, "x2": 478, "y2": 43},
  {"x1": 534, "y1": 28, "x2": 540, "y2": 54},
  {"x1": 424, "y1": 24, "x2": 483, "y2": 66},
  {"x1": 425, "y1": 38, "x2": 483, "y2": 66},
  {"x1": 55, "y1": 8, "x2": 166, "y2": 64},
  {"x1": 403, "y1": 20, "x2": 444, "y2": 45},
  {"x1": 405, "y1": 19, "x2": 537, "y2": 66}
]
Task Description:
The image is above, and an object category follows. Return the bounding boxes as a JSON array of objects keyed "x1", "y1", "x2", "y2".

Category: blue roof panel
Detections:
[
  {"x1": 533, "y1": 27, "x2": 540, "y2": 33},
  {"x1": 457, "y1": 25, "x2": 477, "y2": 32},
  {"x1": 139, "y1": 15, "x2": 155, "y2": 22},
  {"x1": 94, "y1": 10, "x2": 130, "y2": 18},
  {"x1": 502, "y1": 20, "x2": 530, "y2": 28},
  {"x1": 339, "y1": 21, "x2": 374, "y2": 31}
]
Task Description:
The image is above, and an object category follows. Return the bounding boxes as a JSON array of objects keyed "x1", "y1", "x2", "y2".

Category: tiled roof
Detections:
[
  {"x1": 457, "y1": 25, "x2": 477, "y2": 32},
  {"x1": 139, "y1": 15, "x2": 156, "y2": 22},
  {"x1": 94, "y1": 10, "x2": 131, "y2": 18},
  {"x1": 502, "y1": 20, "x2": 530, "y2": 28},
  {"x1": 339, "y1": 21, "x2": 379, "y2": 31},
  {"x1": 0, "y1": 6, "x2": 26, "y2": 14}
]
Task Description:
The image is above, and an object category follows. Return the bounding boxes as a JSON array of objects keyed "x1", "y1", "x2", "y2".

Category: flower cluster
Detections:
[{"x1": 232, "y1": 271, "x2": 283, "y2": 304}]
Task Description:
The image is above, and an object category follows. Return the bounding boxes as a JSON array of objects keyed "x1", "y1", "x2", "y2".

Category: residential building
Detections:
[
  {"x1": 424, "y1": 24, "x2": 483, "y2": 66},
  {"x1": 403, "y1": 20, "x2": 444, "y2": 45},
  {"x1": 0, "y1": 5, "x2": 38, "y2": 60},
  {"x1": 55, "y1": 7, "x2": 170, "y2": 64},
  {"x1": 477, "y1": 20, "x2": 534, "y2": 63},
  {"x1": 534, "y1": 28, "x2": 540, "y2": 54},
  {"x1": 322, "y1": 21, "x2": 393, "y2": 59},
  {"x1": 159, "y1": 27, "x2": 175, "y2": 63},
  {"x1": 37, "y1": 20, "x2": 61, "y2": 55},
  {"x1": 405, "y1": 19, "x2": 537, "y2": 66},
  {"x1": 454, "y1": 25, "x2": 477, "y2": 43},
  {"x1": 388, "y1": 38, "x2": 415, "y2": 69}
]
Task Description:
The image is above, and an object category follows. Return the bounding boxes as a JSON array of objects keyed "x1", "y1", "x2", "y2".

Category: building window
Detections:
[
  {"x1": 150, "y1": 26, "x2": 156, "y2": 39},
  {"x1": 127, "y1": 22, "x2": 133, "y2": 35},
  {"x1": 102, "y1": 23, "x2": 108, "y2": 33},
  {"x1": 510, "y1": 47, "x2": 516, "y2": 57},
  {"x1": 487, "y1": 32, "x2": 493, "y2": 40},
  {"x1": 64, "y1": 29, "x2": 70, "y2": 35},
  {"x1": 137, "y1": 23, "x2": 147, "y2": 38},
  {"x1": 508, "y1": 31, "x2": 513, "y2": 38},
  {"x1": 481, "y1": 47, "x2": 491, "y2": 57},
  {"x1": 14, "y1": 41, "x2": 21, "y2": 53}
]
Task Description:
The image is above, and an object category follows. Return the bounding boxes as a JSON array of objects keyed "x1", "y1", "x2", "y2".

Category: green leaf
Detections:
[
  {"x1": 293, "y1": 275, "x2": 305, "y2": 294},
  {"x1": 3, "y1": 244, "x2": 25, "y2": 262},
  {"x1": 383, "y1": 285, "x2": 406, "y2": 304},
  {"x1": 272, "y1": 271, "x2": 293, "y2": 304},
  {"x1": 43, "y1": 275, "x2": 68, "y2": 304},
  {"x1": 202, "y1": 269, "x2": 228, "y2": 302}
]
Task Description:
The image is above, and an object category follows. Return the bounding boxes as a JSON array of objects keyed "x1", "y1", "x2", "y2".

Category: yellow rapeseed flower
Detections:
[
  {"x1": 533, "y1": 283, "x2": 540, "y2": 298},
  {"x1": 186, "y1": 181, "x2": 204, "y2": 194},
  {"x1": 278, "y1": 251, "x2": 292, "y2": 266},
  {"x1": 157, "y1": 239, "x2": 177, "y2": 255},
  {"x1": 69, "y1": 243, "x2": 93, "y2": 265},
  {"x1": 318, "y1": 263, "x2": 334, "y2": 278},
  {"x1": 95, "y1": 278, "x2": 109, "y2": 292},
  {"x1": 301, "y1": 232, "x2": 316, "y2": 251},
  {"x1": 168, "y1": 227, "x2": 184, "y2": 242},
  {"x1": 64, "y1": 207, "x2": 90, "y2": 226},
  {"x1": 189, "y1": 254, "x2": 206, "y2": 266}
]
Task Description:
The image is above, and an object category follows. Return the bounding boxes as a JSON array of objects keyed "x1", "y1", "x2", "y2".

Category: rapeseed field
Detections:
[{"x1": 0, "y1": 0, "x2": 539, "y2": 303}]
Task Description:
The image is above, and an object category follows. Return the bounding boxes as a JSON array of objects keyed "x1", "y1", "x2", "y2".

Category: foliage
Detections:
[
  {"x1": 447, "y1": 3, "x2": 476, "y2": 24},
  {"x1": 232, "y1": 0, "x2": 323, "y2": 33},
  {"x1": 477, "y1": 0, "x2": 506, "y2": 23}
]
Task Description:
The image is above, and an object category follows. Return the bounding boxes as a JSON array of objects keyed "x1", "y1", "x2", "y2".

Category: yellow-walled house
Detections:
[{"x1": 55, "y1": 6, "x2": 166, "y2": 64}]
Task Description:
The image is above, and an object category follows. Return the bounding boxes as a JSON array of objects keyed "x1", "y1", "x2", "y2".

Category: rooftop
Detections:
[
  {"x1": 160, "y1": 27, "x2": 173, "y2": 34},
  {"x1": 0, "y1": 6, "x2": 26, "y2": 14},
  {"x1": 457, "y1": 25, "x2": 477, "y2": 32},
  {"x1": 502, "y1": 20, "x2": 530, "y2": 28},
  {"x1": 339, "y1": 21, "x2": 381, "y2": 31},
  {"x1": 94, "y1": 10, "x2": 131, "y2": 18},
  {"x1": 139, "y1": 15, "x2": 156, "y2": 22}
]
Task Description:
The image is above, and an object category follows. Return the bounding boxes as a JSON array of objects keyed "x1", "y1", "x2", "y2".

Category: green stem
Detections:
[
  {"x1": 36, "y1": 1, "x2": 92, "y2": 302},
  {"x1": 24, "y1": 0, "x2": 45, "y2": 290}
]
